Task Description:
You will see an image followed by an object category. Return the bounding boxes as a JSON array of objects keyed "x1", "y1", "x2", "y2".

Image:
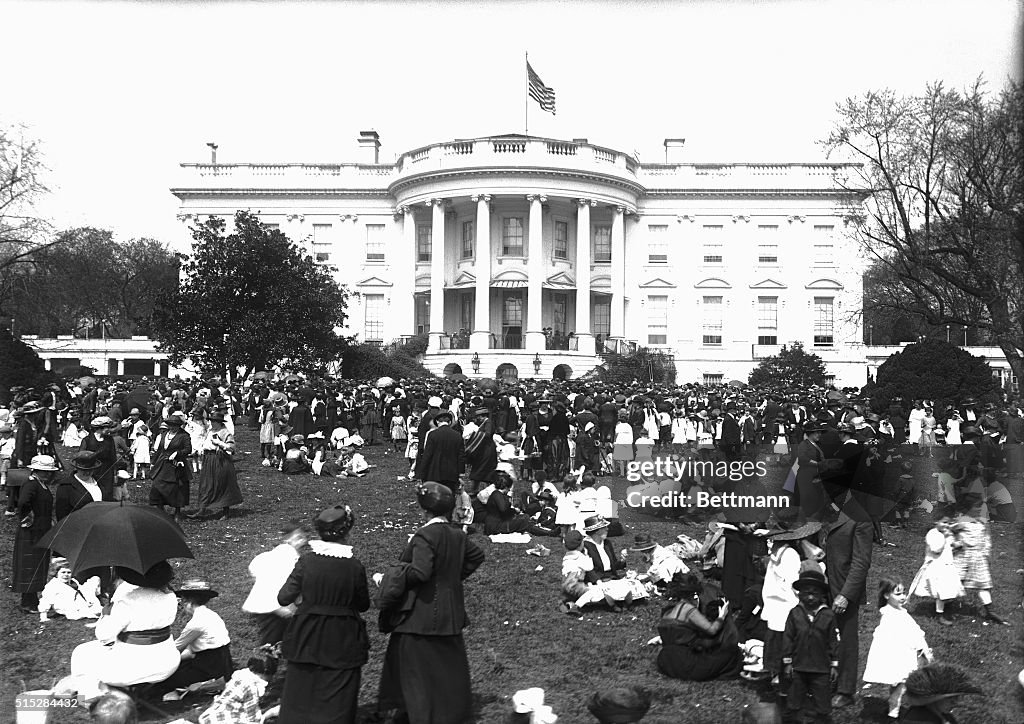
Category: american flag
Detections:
[{"x1": 527, "y1": 61, "x2": 556, "y2": 115}]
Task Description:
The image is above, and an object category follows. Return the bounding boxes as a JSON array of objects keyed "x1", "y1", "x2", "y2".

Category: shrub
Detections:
[
  {"x1": 0, "y1": 330, "x2": 61, "y2": 404},
  {"x1": 748, "y1": 342, "x2": 828, "y2": 388}
]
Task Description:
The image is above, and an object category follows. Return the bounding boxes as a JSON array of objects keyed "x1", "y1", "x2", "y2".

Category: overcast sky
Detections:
[{"x1": 3, "y1": 0, "x2": 1020, "y2": 250}]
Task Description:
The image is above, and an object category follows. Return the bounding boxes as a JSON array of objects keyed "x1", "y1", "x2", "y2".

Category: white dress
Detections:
[
  {"x1": 909, "y1": 528, "x2": 964, "y2": 601},
  {"x1": 68, "y1": 583, "x2": 181, "y2": 693},
  {"x1": 945, "y1": 418, "x2": 962, "y2": 445},
  {"x1": 862, "y1": 606, "x2": 929, "y2": 686}
]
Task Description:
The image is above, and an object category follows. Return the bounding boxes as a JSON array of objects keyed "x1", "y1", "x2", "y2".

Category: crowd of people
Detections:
[{"x1": 3, "y1": 372, "x2": 1022, "y2": 723}]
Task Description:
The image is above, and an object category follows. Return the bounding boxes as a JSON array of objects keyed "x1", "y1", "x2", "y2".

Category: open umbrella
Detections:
[
  {"x1": 77, "y1": 376, "x2": 97, "y2": 388},
  {"x1": 727, "y1": 380, "x2": 746, "y2": 388},
  {"x1": 826, "y1": 390, "x2": 848, "y2": 402},
  {"x1": 477, "y1": 378, "x2": 498, "y2": 393},
  {"x1": 284, "y1": 373, "x2": 302, "y2": 383},
  {"x1": 449, "y1": 373, "x2": 468, "y2": 383},
  {"x1": 376, "y1": 376, "x2": 396, "y2": 388},
  {"x1": 252, "y1": 371, "x2": 272, "y2": 381},
  {"x1": 37, "y1": 502, "x2": 194, "y2": 576}
]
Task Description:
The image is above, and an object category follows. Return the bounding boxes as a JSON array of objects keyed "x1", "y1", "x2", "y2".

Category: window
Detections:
[
  {"x1": 757, "y1": 296, "x2": 778, "y2": 345},
  {"x1": 813, "y1": 296, "x2": 834, "y2": 346},
  {"x1": 264, "y1": 223, "x2": 280, "y2": 231},
  {"x1": 459, "y1": 294, "x2": 474, "y2": 332},
  {"x1": 703, "y1": 373, "x2": 724, "y2": 385},
  {"x1": 593, "y1": 226, "x2": 611, "y2": 262},
  {"x1": 648, "y1": 224, "x2": 668, "y2": 263},
  {"x1": 461, "y1": 221, "x2": 474, "y2": 259},
  {"x1": 813, "y1": 225, "x2": 834, "y2": 267},
  {"x1": 553, "y1": 293, "x2": 567, "y2": 334},
  {"x1": 553, "y1": 221, "x2": 568, "y2": 260},
  {"x1": 312, "y1": 224, "x2": 332, "y2": 262},
  {"x1": 365, "y1": 224, "x2": 385, "y2": 262},
  {"x1": 414, "y1": 295, "x2": 430, "y2": 334},
  {"x1": 824, "y1": 374, "x2": 836, "y2": 386},
  {"x1": 757, "y1": 225, "x2": 778, "y2": 264},
  {"x1": 416, "y1": 225, "x2": 432, "y2": 262},
  {"x1": 593, "y1": 299, "x2": 611, "y2": 337},
  {"x1": 647, "y1": 294, "x2": 668, "y2": 344},
  {"x1": 364, "y1": 294, "x2": 385, "y2": 342},
  {"x1": 502, "y1": 217, "x2": 524, "y2": 256},
  {"x1": 502, "y1": 293, "x2": 523, "y2": 346},
  {"x1": 702, "y1": 225, "x2": 723, "y2": 264},
  {"x1": 702, "y1": 295, "x2": 723, "y2": 345}
]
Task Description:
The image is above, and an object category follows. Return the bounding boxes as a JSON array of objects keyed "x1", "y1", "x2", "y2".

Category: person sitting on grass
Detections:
[
  {"x1": 38, "y1": 557, "x2": 103, "y2": 621},
  {"x1": 483, "y1": 471, "x2": 551, "y2": 536},
  {"x1": 629, "y1": 531, "x2": 688, "y2": 591},
  {"x1": 198, "y1": 655, "x2": 276, "y2": 724},
  {"x1": 280, "y1": 435, "x2": 311, "y2": 475},
  {"x1": 157, "y1": 579, "x2": 233, "y2": 701},
  {"x1": 656, "y1": 571, "x2": 741, "y2": 682}
]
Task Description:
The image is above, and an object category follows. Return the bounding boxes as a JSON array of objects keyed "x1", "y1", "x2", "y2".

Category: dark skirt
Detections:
[
  {"x1": 378, "y1": 633, "x2": 473, "y2": 724},
  {"x1": 196, "y1": 451, "x2": 243, "y2": 510},
  {"x1": 279, "y1": 662, "x2": 361, "y2": 724},
  {"x1": 656, "y1": 641, "x2": 743, "y2": 682},
  {"x1": 12, "y1": 526, "x2": 51, "y2": 593},
  {"x1": 160, "y1": 644, "x2": 233, "y2": 692}
]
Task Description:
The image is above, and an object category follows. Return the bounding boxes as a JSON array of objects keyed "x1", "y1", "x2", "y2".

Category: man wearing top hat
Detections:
[
  {"x1": 55, "y1": 450, "x2": 105, "y2": 521},
  {"x1": 149, "y1": 411, "x2": 193, "y2": 517},
  {"x1": 415, "y1": 409, "x2": 466, "y2": 492}
]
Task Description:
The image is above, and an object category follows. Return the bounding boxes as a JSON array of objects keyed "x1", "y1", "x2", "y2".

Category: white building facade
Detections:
[{"x1": 172, "y1": 133, "x2": 867, "y2": 385}]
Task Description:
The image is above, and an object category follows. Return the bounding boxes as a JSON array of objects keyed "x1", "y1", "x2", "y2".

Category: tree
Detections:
[
  {"x1": 824, "y1": 80, "x2": 1024, "y2": 381},
  {"x1": 5, "y1": 228, "x2": 180, "y2": 337},
  {"x1": 863, "y1": 339, "x2": 999, "y2": 412},
  {"x1": 748, "y1": 342, "x2": 828, "y2": 388},
  {"x1": 152, "y1": 211, "x2": 351, "y2": 379},
  {"x1": 0, "y1": 329, "x2": 59, "y2": 405},
  {"x1": 596, "y1": 349, "x2": 676, "y2": 385}
]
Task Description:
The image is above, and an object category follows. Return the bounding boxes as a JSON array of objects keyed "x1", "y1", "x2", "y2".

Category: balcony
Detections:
[{"x1": 491, "y1": 334, "x2": 524, "y2": 350}]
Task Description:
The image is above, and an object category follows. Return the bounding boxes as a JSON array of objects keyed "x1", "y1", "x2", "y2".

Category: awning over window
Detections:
[{"x1": 491, "y1": 279, "x2": 528, "y2": 288}]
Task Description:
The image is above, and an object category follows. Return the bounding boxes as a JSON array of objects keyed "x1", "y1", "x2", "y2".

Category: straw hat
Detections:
[
  {"x1": 27, "y1": 455, "x2": 60, "y2": 472},
  {"x1": 582, "y1": 515, "x2": 610, "y2": 533},
  {"x1": 176, "y1": 579, "x2": 219, "y2": 599}
]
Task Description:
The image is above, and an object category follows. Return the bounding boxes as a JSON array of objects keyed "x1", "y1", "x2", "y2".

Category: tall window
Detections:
[
  {"x1": 757, "y1": 296, "x2": 778, "y2": 345},
  {"x1": 593, "y1": 226, "x2": 612, "y2": 262},
  {"x1": 702, "y1": 225, "x2": 723, "y2": 264},
  {"x1": 414, "y1": 295, "x2": 430, "y2": 334},
  {"x1": 702, "y1": 295, "x2": 723, "y2": 345},
  {"x1": 813, "y1": 296, "x2": 834, "y2": 346},
  {"x1": 553, "y1": 221, "x2": 568, "y2": 260},
  {"x1": 312, "y1": 223, "x2": 332, "y2": 262},
  {"x1": 703, "y1": 373, "x2": 724, "y2": 385},
  {"x1": 757, "y1": 225, "x2": 778, "y2": 264},
  {"x1": 647, "y1": 294, "x2": 668, "y2": 344},
  {"x1": 553, "y1": 293, "x2": 567, "y2": 334},
  {"x1": 365, "y1": 224, "x2": 385, "y2": 262},
  {"x1": 264, "y1": 223, "x2": 280, "y2": 231},
  {"x1": 364, "y1": 294, "x2": 385, "y2": 342},
  {"x1": 502, "y1": 293, "x2": 523, "y2": 345},
  {"x1": 461, "y1": 220, "x2": 474, "y2": 259},
  {"x1": 813, "y1": 225, "x2": 834, "y2": 266},
  {"x1": 593, "y1": 299, "x2": 611, "y2": 337},
  {"x1": 502, "y1": 217, "x2": 524, "y2": 256},
  {"x1": 648, "y1": 224, "x2": 668, "y2": 263},
  {"x1": 459, "y1": 294, "x2": 474, "y2": 332},
  {"x1": 416, "y1": 226, "x2": 432, "y2": 262}
]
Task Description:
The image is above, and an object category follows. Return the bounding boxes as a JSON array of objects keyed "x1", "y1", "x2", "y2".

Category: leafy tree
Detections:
[
  {"x1": 824, "y1": 80, "x2": 1023, "y2": 380},
  {"x1": 596, "y1": 348, "x2": 676, "y2": 385},
  {"x1": 0, "y1": 329, "x2": 59, "y2": 404},
  {"x1": 152, "y1": 211, "x2": 351, "y2": 379},
  {"x1": 748, "y1": 342, "x2": 828, "y2": 388},
  {"x1": 6, "y1": 228, "x2": 179, "y2": 337},
  {"x1": 863, "y1": 338, "x2": 999, "y2": 411},
  {"x1": 341, "y1": 343, "x2": 433, "y2": 380}
]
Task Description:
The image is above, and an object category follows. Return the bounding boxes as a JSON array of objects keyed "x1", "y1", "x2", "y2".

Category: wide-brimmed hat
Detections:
[
  {"x1": 28, "y1": 454, "x2": 60, "y2": 472},
  {"x1": 433, "y1": 409, "x2": 454, "y2": 423},
  {"x1": 836, "y1": 422, "x2": 857, "y2": 435},
  {"x1": 586, "y1": 686, "x2": 652, "y2": 724},
  {"x1": 165, "y1": 412, "x2": 188, "y2": 426},
  {"x1": 417, "y1": 482, "x2": 455, "y2": 515},
  {"x1": 70, "y1": 450, "x2": 103, "y2": 471},
  {"x1": 766, "y1": 520, "x2": 822, "y2": 541},
  {"x1": 90, "y1": 415, "x2": 114, "y2": 428},
  {"x1": 19, "y1": 400, "x2": 44, "y2": 415},
  {"x1": 208, "y1": 411, "x2": 226, "y2": 422},
  {"x1": 176, "y1": 579, "x2": 219, "y2": 599},
  {"x1": 427, "y1": 396, "x2": 443, "y2": 408},
  {"x1": 582, "y1": 515, "x2": 610, "y2": 533},
  {"x1": 792, "y1": 568, "x2": 829, "y2": 594},
  {"x1": 803, "y1": 422, "x2": 827, "y2": 434},
  {"x1": 631, "y1": 532, "x2": 657, "y2": 552},
  {"x1": 117, "y1": 560, "x2": 174, "y2": 589},
  {"x1": 316, "y1": 503, "x2": 356, "y2": 538}
]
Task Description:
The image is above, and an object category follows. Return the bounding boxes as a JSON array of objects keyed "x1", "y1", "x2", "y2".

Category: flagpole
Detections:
[{"x1": 524, "y1": 51, "x2": 529, "y2": 135}]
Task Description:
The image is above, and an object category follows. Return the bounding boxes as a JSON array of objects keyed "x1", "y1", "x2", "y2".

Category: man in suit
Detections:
[
  {"x1": 55, "y1": 451, "x2": 104, "y2": 521},
  {"x1": 821, "y1": 491, "x2": 874, "y2": 710},
  {"x1": 148, "y1": 411, "x2": 192, "y2": 517},
  {"x1": 719, "y1": 403, "x2": 742, "y2": 461},
  {"x1": 415, "y1": 410, "x2": 466, "y2": 491}
]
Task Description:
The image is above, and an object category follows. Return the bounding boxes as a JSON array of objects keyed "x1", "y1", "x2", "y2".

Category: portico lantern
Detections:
[
  {"x1": 533, "y1": 353, "x2": 542, "y2": 375},
  {"x1": 471, "y1": 352, "x2": 480, "y2": 374}
]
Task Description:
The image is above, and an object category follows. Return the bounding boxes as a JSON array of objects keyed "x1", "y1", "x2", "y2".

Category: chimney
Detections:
[
  {"x1": 358, "y1": 130, "x2": 381, "y2": 164},
  {"x1": 206, "y1": 142, "x2": 219, "y2": 164},
  {"x1": 663, "y1": 138, "x2": 686, "y2": 163}
]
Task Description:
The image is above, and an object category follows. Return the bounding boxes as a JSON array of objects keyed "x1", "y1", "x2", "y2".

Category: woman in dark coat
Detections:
[
  {"x1": 287, "y1": 400, "x2": 316, "y2": 440},
  {"x1": 12, "y1": 454, "x2": 60, "y2": 612},
  {"x1": 482, "y1": 472, "x2": 547, "y2": 535},
  {"x1": 378, "y1": 482, "x2": 485, "y2": 724},
  {"x1": 656, "y1": 572, "x2": 741, "y2": 681},
  {"x1": 545, "y1": 403, "x2": 571, "y2": 480},
  {"x1": 79, "y1": 415, "x2": 122, "y2": 501},
  {"x1": 277, "y1": 503, "x2": 370, "y2": 724},
  {"x1": 189, "y1": 411, "x2": 243, "y2": 520}
]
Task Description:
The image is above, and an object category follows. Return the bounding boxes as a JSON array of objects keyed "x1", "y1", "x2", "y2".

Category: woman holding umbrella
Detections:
[
  {"x1": 12, "y1": 454, "x2": 60, "y2": 613},
  {"x1": 188, "y1": 411, "x2": 243, "y2": 521}
]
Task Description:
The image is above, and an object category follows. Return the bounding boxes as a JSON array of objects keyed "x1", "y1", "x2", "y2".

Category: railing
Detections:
[
  {"x1": 545, "y1": 335, "x2": 570, "y2": 350},
  {"x1": 491, "y1": 334, "x2": 524, "y2": 350},
  {"x1": 444, "y1": 141, "x2": 474, "y2": 155},
  {"x1": 492, "y1": 140, "x2": 526, "y2": 154},
  {"x1": 546, "y1": 141, "x2": 577, "y2": 156},
  {"x1": 449, "y1": 334, "x2": 471, "y2": 350}
]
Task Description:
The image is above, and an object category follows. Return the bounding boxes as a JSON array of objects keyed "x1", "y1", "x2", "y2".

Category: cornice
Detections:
[
  {"x1": 388, "y1": 166, "x2": 645, "y2": 198},
  {"x1": 643, "y1": 189, "x2": 865, "y2": 200},
  {"x1": 170, "y1": 188, "x2": 392, "y2": 199}
]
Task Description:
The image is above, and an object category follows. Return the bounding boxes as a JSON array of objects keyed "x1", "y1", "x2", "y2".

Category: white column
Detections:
[
  {"x1": 396, "y1": 207, "x2": 417, "y2": 337},
  {"x1": 525, "y1": 194, "x2": 547, "y2": 352},
  {"x1": 574, "y1": 198, "x2": 595, "y2": 354},
  {"x1": 116, "y1": 358, "x2": 125, "y2": 376},
  {"x1": 471, "y1": 194, "x2": 492, "y2": 351},
  {"x1": 610, "y1": 206, "x2": 626, "y2": 339},
  {"x1": 427, "y1": 199, "x2": 446, "y2": 352},
  {"x1": 153, "y1": 359, "x2": 161, "y2": 376}
]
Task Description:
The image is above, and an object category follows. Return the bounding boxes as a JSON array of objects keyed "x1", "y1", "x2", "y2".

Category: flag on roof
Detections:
[{"x1": 527, "y1": 61, "x2": 556, "y2": 115}]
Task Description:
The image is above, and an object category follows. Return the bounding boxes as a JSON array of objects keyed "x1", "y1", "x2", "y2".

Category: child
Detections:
[
  {"x1": 130, "y1": 425, "x2": 152, "y2": 480},
  {"x1": 780, "y1": 568, "x2": 839, "y2": 724},
  {"x1": 38, "y1": 558, "x2": 103, "y2": 621},
  {"x1": 909, "y1": 515, "x2": 964, "y2": 625},
  {"x1": 952, "y1": 493, "x2": 1008, "y2": 624},
  {"x1": 259, "y1": 402, "x2": 280, "y2": 466},
  {"x1": 892, "y1": 461, "x2": 916, "y2": 528},
  {"x1": 199, "y1": 655, "x2": 275, "y2": 724},
  {"x1": 862, "y1": 577, "x2": 933, "y2": 719},
  {"x1": 186, "y1": 413, "x2": 209, "y2": 473},
  {"x1": 934, "y1": 456, "x2": 963, "y2": 507},
  {"x1": 559, "y1": 529, "x2": 594, "y2": 616},
  {"x1": 0, "y1": 423, "x2": 13, "y2": 509},
  {"x1": 389, "y1": 405, "x2": 407, "y2": 453},
  {"x1": 554, "y1": 472, "x2": 583, "y2": 538},
  {"x1": 404, "y1": 412, "x2": 420, "y2": 480},
  {"x1": 61, "y1": 414, "x2": 85, "y2": 448},
  {"x1": 670, "y1": 410, "x2": 689, "y2": 457},
  {"x1": 330, "y1": 422, "x2": 351, "y2": 451}
]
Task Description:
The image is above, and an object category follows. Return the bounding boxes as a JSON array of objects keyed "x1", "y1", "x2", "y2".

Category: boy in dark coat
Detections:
[{"x1": 781, "y1": 567, "x2": 839, "y2": 724}]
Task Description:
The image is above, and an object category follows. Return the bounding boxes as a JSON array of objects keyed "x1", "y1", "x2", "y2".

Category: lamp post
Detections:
[
  {"x1": 868, "y1": 324, "x2": 873, "y2": 346},
  {"x1": 533, "y1": 353, "x2": 542, "y2": 377},
  {"x1": 946, "y1": 324, "x2": 950, "y2": 343},
  {"x1": 963, "y1": 326, "x2": 968, "y2": 346},
  {"x1": 471, "y1": 352, "x2": 480, "y2": 375}
]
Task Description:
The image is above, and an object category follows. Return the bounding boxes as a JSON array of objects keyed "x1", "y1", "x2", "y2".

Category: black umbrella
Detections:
[{"x1": 37, "y1": 502, "x2": 194, "y2": 576}]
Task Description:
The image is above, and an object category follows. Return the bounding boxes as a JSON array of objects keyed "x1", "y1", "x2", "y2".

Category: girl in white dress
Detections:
[
  {"x1": 944, "y1": 411, "x2": 962, "y2": 446},
  {"x1": 862, "y1": 577, "x2": 933, "y2": 719},
  {"x1": 909, "y1": 519, "x2": 964, "y2": 625}
]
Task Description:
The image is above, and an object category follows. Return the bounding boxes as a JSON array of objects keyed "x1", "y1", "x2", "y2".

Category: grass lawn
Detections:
[{"x1": 2, "y1": 429, "x2": 1022, "y2": 723}]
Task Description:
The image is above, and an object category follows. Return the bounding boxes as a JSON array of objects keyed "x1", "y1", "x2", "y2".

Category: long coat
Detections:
[
  {"x1": 415, "y1": 425, "x2": 466, "y2": 487},
  {"x1": 822, "y1": 513, "x2": 874, "y2": 607},
  {"x1": 54, "y1": 473, "x2": 97, "y2": 521},
  {"x1": 13, "y1": 475, "x2": 54, "y2": 593},
  {"x1": 149, "y1": 427, "x2": 193, "y2": 508},
  {"x1": 79, "y1": 433, "x2": 121, "y2": 501}
]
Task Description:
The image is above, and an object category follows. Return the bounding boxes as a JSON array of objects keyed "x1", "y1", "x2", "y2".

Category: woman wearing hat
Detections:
[
  {"x1": 54, "y1": 450, "x2": 104, "y2": 521},
  {"x1": 79, "y1": 415, "x2": 123, "y2": 501},
  {"x1": 631, "y1": 532, "x2": 688, "y2": 589},
  {"x1": 612, "y1": 409, "x2": 634, "y2": 477},
  {"x1": 793, "y1": 422, "x2": 828, "y2": 521},
  {"x1": 148, "y1": 411, "x2": 193, "y2": 518},
  {"x1": 65, "y1": 561, "x2": 181, "y2": 700},
  {"x1": 11, "y1": 454, "x2": 61, "y2": 612},
  {"x1": 276, "y1": 503, "x2": 370, "y2": 724},
  {"x1": 154, "y1": 580, "x2": 233, "y2": 698},
  {"x1": 656, "y1": 572, "x2": 741, "y2": 681},
  {"x1": 378, "y1": 483, "x2": 485, "y2": 724},
  {"x1": 188, "y1": 411, "x2": 243, "y2": 521}
]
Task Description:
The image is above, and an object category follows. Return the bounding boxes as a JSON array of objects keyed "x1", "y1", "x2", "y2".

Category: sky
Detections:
[{"x1": 3, "y1": 0, "x2": 1020, "y2": 251}]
